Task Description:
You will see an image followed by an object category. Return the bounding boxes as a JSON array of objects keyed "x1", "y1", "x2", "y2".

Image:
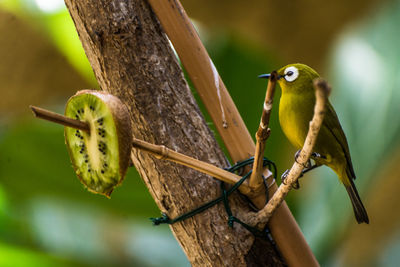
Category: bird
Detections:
[{"x1": 259, "y1": 63, "x2": 369, "y2": 224}]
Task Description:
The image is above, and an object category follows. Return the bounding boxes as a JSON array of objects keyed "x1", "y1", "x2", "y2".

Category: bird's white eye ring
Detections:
[{"x1": 284, "y1": 66, "x2": 299, "y2": 82}]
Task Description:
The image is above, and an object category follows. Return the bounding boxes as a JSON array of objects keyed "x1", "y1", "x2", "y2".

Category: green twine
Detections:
[{"x1": 150, "y1": 157, "x2": 277, "y2": 240}]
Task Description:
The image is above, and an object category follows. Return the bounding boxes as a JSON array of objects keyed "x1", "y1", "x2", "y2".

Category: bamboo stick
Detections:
[
  {"x1": 131, "y1": 138, "x2": 251, "y2": 194},
  {"x1": 146, "y1": 1, "x2": 318, "y2": 266}
]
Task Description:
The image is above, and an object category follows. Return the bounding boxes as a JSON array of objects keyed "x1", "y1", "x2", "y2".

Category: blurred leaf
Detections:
[{"x1": 0, "y1": 241, "x2": 80, "y2": 267}]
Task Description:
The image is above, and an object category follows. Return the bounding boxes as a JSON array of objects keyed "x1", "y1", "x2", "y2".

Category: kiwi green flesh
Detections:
[{"x1": 65, "y1": 93, "x2": 121, "y2": 196}]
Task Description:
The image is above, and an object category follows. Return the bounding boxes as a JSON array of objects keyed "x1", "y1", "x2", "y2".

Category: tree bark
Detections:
[{"x1": 64, "y1": 0, "x2": 284, "y2": 265}]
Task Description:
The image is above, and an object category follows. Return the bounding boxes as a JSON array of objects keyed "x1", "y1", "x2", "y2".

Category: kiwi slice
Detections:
[{"x1": 64, "y1": 90, "x2": 132, "y2": 197}]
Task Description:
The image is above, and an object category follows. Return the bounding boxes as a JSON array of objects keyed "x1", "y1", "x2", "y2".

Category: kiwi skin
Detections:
[{"x1": 65, "y1": 90, "x2": 132, "y2": 197}]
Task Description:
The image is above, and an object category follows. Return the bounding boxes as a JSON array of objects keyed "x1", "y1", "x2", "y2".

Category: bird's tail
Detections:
[{"x1": 345, "y1": 178, "x2": 369, "y2": 224}]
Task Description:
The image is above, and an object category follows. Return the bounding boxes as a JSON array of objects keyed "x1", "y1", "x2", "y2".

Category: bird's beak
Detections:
[
  {"x1": 258, "y1": 73, "x2": 283, "y2": 80},
  {"x1": 258, "y1": 73, "x2": 271, "y2": 79}
]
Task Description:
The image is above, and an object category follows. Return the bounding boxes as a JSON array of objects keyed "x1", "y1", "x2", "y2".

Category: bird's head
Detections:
[{"x1": 259, "y1": 63, "x2": 320, "y2": 93}]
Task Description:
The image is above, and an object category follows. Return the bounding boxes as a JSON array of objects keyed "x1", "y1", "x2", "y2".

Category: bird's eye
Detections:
[{"x1": 284, "y1": 66, "x2": 299, "y2": 82}]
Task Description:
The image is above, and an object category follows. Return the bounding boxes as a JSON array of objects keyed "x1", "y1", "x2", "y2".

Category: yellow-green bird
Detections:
[{"x1": 260, "y1": 63, "x2": 369, "y2": 224}]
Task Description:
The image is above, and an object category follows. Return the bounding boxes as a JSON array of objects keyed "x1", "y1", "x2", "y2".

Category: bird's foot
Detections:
[
  {"x1": 311, "y1": 152, "x2": 326, "y2": 160},
  {"x1": 282, "y1": 151, "x2": 326, "y2": 189},
  {"x1": 294, "y1": 150, "x2": 312, "y2": 168},
  {"x1": 281, "y1": 169, "x2": 301, "y2": 189}
]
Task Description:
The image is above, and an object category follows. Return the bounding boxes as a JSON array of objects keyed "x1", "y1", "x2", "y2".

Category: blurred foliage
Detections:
[
  {"x1": 0, "y1": 241, "x2": 82, "y2": 267},
  {"x1": 0, "y1": 0, "x2": 96, "y2": 84},
  {"x1": 295, "y1": 0, "x2": 400, "y2": 265},
  {"x1": 181, "y1": 0, "x2": 384, "y2": 70},
  {"x1": 0, "y1": 8, "x2": 90, "y2": 116},
  {"x1": 1, "y1": 0, "x2": 400, "y2": 266}
]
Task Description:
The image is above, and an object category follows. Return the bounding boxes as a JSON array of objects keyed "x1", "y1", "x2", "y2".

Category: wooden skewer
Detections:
[
  {"x1": 30, "y1": 105, "x2": 90, "y2": 133},
  {"x1": 131, "y1": 138, "x2": 250, "y2": 194},
  {"x1": 249, "y1": 71, "x2": 278, "y2": 190},
  {"x1": 29, "y1": 105, "x2": 250, "y2": 193}
]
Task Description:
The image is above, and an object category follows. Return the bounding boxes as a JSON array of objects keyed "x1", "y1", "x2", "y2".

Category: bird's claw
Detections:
[
  {"x1": 283, "y1": 150, "x2": 325, "y2": 189},
  {"x1": 281, "y1": 169, "x2": 302, "y2": 189},
  {"x1": 311, "y1": 152, "x2": 327, "y2": 159},
  {"x1": 281, "y1": 169, "x2": 290, "y2": 185},
  {"x1": 292, "y1": 180, "x2": 300, "y2": 189},
  {"x1": 294, "y1": 150, "x2": 312, "y2": 168}
]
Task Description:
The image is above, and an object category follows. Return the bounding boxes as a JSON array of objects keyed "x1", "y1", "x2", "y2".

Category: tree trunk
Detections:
[{"x1": 64, "y1": 0, "x2": 285, "y2": 265}]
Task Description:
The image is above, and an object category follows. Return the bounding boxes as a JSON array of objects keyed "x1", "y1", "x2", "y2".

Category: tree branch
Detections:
[
  {"x1": 248, "y1": 78, "x2": 331, "y2": 226},
  {"x1": 249, "y1": 71, "x2": 277, "y2": 190}
]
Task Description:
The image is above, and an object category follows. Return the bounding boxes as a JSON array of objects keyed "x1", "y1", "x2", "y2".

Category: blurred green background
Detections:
[{"x1": 1, "y1": 0, "x2": 400, "y2": 266}]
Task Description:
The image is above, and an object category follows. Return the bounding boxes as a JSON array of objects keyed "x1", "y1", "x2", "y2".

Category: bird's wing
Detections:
[{"x1": 323, "y1": 101, "x2": 356, "y2": 179}]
